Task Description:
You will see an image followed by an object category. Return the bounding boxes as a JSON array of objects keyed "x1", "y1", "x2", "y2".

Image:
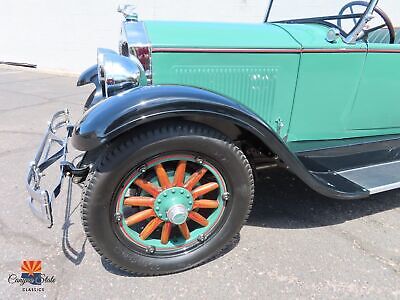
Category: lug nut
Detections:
[
  {"x1": 146, "y1": 246, "x2": 156, "y2": 254},
  {"x1": 114, "y1": 212, "x2": 122, "y2": 223},
  {"x1": 139, "y1": 165, "x2": 147, "y2": 173},
  {"x1": 195, "y1": 157, "x2": 204, "y2": 165},
  {"x1": 222, "y1": 192, "x2": 230, "y2": 201}
]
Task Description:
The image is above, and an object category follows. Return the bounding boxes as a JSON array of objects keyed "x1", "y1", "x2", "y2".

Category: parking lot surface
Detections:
[{"x1": 1, "y1": 66, "x2": 399, "y2": 299}]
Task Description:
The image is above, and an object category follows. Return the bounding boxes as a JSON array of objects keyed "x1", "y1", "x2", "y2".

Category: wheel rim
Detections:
[{"x1": 115, "y1": 154, "x2": 227, "y2": 252}]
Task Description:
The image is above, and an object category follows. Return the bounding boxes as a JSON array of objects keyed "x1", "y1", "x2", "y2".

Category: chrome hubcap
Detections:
[{"x1": 166, "y1": 204, "x2": 188, "y2": 225}]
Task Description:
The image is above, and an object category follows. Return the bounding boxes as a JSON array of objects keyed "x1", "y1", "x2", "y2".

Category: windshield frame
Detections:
[{"x1": 264, "y1": 0, "x2": 379, "y2": 43}]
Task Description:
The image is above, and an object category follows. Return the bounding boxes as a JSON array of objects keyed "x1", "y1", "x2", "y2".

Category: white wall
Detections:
[
  {"x1": 0, "y1": 0, "x2": 267, "y2": 74},
  {"x1": 1, "y1": 0, "x2": 399, "y2": 74}
]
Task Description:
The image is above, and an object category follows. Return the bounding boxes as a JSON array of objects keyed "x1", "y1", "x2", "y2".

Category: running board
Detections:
[{"x1": 338, "y1": 160, "x2": 400, "y2": 194}]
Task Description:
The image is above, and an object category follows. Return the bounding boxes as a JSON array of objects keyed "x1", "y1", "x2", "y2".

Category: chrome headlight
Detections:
[{"x1": 97, "y1": 48, "x2": 146, "y2": 98}]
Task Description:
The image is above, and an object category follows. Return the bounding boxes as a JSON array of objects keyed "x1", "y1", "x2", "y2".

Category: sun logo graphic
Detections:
[{"x1": 21, "y1": 260, "x2": 42, "y2": 285}]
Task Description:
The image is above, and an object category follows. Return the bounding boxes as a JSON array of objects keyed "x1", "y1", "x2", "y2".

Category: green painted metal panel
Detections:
[
  {"x1": 348, "y1": 42, "x2": 400, "y2": 131},
  {"x1": 278, "y1": 24, "x2": 370, "y2": 141},
  {"x1": 152, "y1": 52, "x2": 300, "y2": 138},
  {"x1": 287, "y1": 51, "x2": 368, "y2": 141},
  {"x1": 148, "y1": 21, "x2": 400, "y2": 145},
  {"x1": 144, "y1": 21, "x2": 300, "y2": 49}
]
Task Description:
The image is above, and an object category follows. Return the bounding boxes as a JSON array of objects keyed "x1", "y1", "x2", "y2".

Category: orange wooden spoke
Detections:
[
  {"x1": 160, "y1": 222, "x2": 172, "y2": 244},
  {"x1": 134, "y1": 178, "x2": 161, "y2": 198},
  {"x1": 124, "y1": 196, "x2": 154, "y2": 207},
  {"x1": 155, "y1": 163, "x2": 172, "y2": 189},
  {"x1": 125, "y1": 209, "x2": 155, "y2": 226},
  {"x1": 188, "y1": 211, "x2": 209, "y2": 227},
  {"x1": 140, "y1": 218, "x2": 163, "y2": 240},
  {"x1": 172, "y1": 161, "x2": 187, "y2": 187},
  {"x1": 183, "y1": 168, "x2": 208, "y2": 191},
  {"x1": 193, "y1": 200, "x2": 219, "y2": 209},
  {"x1": 178, "y1": 222, "x2": 190, "y2": 240},
  {"x1": 191, "y1": 182, "x2": 219, "y2": 199}
]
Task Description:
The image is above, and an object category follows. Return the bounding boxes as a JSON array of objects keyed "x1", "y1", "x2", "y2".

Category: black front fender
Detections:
[
  {"x1": 71, "y1": 85, "x2": 369, "y2": 200},
  {"x1": 72, "y1": 85, "x2": 275, "y2": 151}
]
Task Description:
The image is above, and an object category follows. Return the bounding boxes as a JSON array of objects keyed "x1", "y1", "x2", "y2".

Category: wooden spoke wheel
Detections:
[
  {"x1": 115, "y1": 155, "x2": 226, "y2": 251},
  {"x1": 81, "y1": 122, "x2": 254, "y2": 275}
]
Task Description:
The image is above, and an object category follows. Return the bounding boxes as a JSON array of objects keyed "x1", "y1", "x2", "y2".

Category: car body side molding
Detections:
[{"x1": 71, "y1": 85, "x2": 369, "y2": 200}]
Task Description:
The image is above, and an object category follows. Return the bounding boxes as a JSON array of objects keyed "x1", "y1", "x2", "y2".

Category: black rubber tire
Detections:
[{"x1": 81, "y1": 122, "x2": 254, "y2": 275}]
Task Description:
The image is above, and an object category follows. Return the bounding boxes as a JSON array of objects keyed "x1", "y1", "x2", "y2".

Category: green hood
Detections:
[{"x1": 144, "y1": 21, "x2": 300, "y2": 49}]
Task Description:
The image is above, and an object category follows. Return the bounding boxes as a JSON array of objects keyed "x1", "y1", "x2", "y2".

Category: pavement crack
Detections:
[
  {"x1": 0, "y1": 147, "x2": 36, "y2": 158},
  {"x1": 0, "y1": 100, "x2": 53, "y2": 114},
  {"x1": 0, "y1": 217, "x2": 53, "y2": 247},
  {"x1": 0, "y1": 76, "x2": 57, "y2": 85}
]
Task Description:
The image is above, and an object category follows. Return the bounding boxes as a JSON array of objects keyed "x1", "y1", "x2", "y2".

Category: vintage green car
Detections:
[{"x1": 27, "y1": 0, "x2": 400, "y2": 275}]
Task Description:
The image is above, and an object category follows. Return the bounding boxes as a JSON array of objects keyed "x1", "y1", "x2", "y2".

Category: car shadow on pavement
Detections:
[
  {"x1": 62, "y1": 177, "x2": 87, "y2": 265},
  {"x1": 67, "y1": 167, "x2": 400, "y2": 277},
  {"x1": 247, "y1": 168, "x2": 400, "y2": 229}
]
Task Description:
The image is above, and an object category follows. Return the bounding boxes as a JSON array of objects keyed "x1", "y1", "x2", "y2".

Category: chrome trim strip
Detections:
[
  {"x1": 152, "y1": 47, "x2": 370, "y2": 54},
  {"x1": 152, "y1": 47, "x2": 400, "y2": 54},
  {"x1": 152, "y1": 47, "x2": 300, "y2": 53},
  {"x1": 369, "y1": 182, "x2": 400, "y2": 194},
  {"x1": 338, "y1": 159, "x2": 400, "y2": 174}
]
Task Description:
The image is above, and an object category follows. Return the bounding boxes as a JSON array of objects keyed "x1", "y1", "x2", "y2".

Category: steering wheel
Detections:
[{"x1": 338, "y1": 1, "x2": 396, "y2": 44}]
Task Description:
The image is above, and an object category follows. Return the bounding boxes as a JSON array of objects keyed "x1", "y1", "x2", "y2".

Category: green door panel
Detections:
[
  {"x1": 287, "y1": 52, "x2": 367, "y2": 141},
  {"x1": 348, "y1": 43, "x2": 400, "y2": 131},
  {"x1": 152, "y1": 53, "x2": 300, "y2": 137},
  {"x1": 277, "y1": 24, "x2": 369, "y2": 141},
  {"x1": 144, "y1": 21, "x2": 300, "y2": 49}
]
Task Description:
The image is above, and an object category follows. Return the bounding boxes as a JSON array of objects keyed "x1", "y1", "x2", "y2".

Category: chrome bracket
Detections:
[{"x1": 26, "y1": 110, "x2": 72, "y2": 228}]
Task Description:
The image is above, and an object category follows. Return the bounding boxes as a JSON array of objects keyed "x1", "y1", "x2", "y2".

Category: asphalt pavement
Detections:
[{"x1": 1, "y1": 66, "x2": 399, "y2": 299}]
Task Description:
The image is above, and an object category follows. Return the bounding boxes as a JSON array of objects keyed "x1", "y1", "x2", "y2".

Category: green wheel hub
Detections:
[{"x1": 154, "y1": 187, "x2": 194, "y2": 224}]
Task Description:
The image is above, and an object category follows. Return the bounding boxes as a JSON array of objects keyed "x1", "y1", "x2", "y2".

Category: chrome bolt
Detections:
[
  {"x1": 222, "y1": 192, "x2": 230, "y2": 201},
  {"x1": 114, "y1": 212, "x2": 122, "y2": 223},
  {"x1": 197, "y1": 234, "x2": 206, "y2": 242},
  {"x1": 146, "y1": 246, "x2": 156, "y2": 254},
  {"x1": 195, "y1": 157, "x2": 204, "y2": 165},
  {"x1": 139, "y1": 165, "x2": 147, "y2": 173}
]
